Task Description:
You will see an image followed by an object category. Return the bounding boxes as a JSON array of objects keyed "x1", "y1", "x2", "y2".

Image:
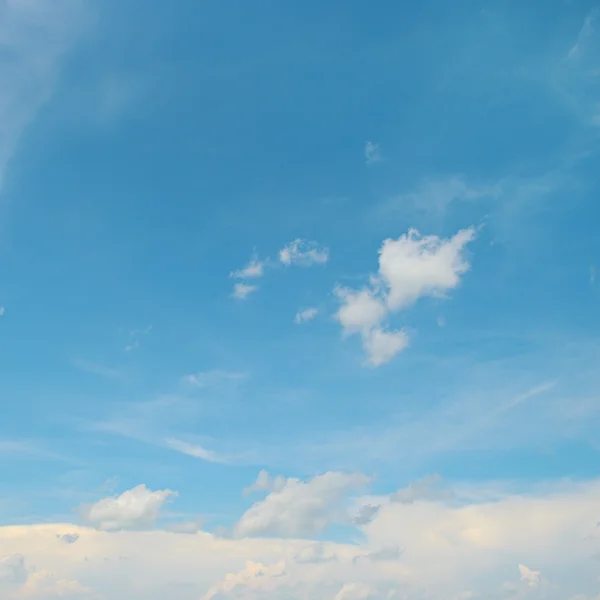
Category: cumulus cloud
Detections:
[
  {"x1": 1, "y1": 479, "x2": 600, "y2": 599},
  {"x1": 335, "y1": 227, "x2": 475, "y2": 365},
  {"x1": 81, "y1": 484, "x2": 177, "y2": 531},
  {"x1": 201, "y1": 560, "x2": 287, "y2": 600},
  {"x1": 234, "y1": 471, "x2": 370, "y2": 538},
  {"x1": 279, "y1": 239, "x2": 329, "y2": 266},
  {"x1": 294, "y1": 307, "x2": 318, "y2": 324},
  {"x1": 243, "y1": 470, "x2": 287, "y2": 495}
]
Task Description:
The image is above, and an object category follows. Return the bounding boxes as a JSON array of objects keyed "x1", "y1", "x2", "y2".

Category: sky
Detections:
[{"x1": 0, "y1": 0, "x2": 600, "y2": 598}]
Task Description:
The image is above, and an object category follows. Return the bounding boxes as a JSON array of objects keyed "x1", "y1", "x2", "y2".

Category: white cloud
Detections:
[
  {"x1": 334, "y1": 582, "x2": 376, "y2": 600},
  {"x1": 163, "y1": 438, "x2": 226, "y2": 464},
  {"x1": 0, "y1": 0, "x2": 85, "y2": 193},
  {"x1": 230, "y1": 257, "x2": 265, "y2": 279},
  {"x1": 243, "y1": 470, "x2": 287, "y2": 495},
  {"x1": 0, "y1": 306, "x2": 4, "y2": 317},
  {"x1": 379, "y1": 227, "x2": 475, "y2": 310},
  {"x1": 279, "y1": 239, "x2": 329, "y2": 266},
  {"x1": 1, "y1": 479, "x2": 600, "y2": 598},
  {"x1": 294, "y1": 307, "x2": 318, "y2": 324},
  {"x1": 201, "y1": 560, "x2": 287, "y2": 600},
  {"x1": 519, "y1": 564, "x2": 541, "y2": 588},
  {"x1": 364, "y1": 141, "x2": 381, "y2": 165},
  {"x1": 81, "y1": 484, "x2": 177, "y2": 531},
  {"x1": 234, "y1": 471, "x2": 370, "y2": 538},
  {"x1": 361, "y1": 327, "x2": 409, "y2": 367},
  {"x1": 17, "y1": 569, "x2": 94, "y2": 599},
  {"x1": 335, "y1": 227, "x2": 475, "y2": 366},
  {"x1": 231, "y1": 282, "x2": 258, "y2": 299},
  {"x1": 0, "y1": 554, "x2": 27, "y2": 585}
]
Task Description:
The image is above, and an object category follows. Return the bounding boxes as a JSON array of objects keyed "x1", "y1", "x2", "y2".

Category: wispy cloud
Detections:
[
  {"x1": 124, "y1": 324, "x2": 152, "y2": 351},
  {"x1": 294, "y1": 307, "x2": 318, "y2": 324},
  {"x1": 70, "y1": 358, "x2": 122, "y2": 380},
  {"x1": 231, "y1": 282, "x2": 258, "y2": 300},
  {"x1": 163, "y1": 438, "x2": 227, "y2": 464},
  {"x1": 364, "y1": 141, "x2": 382, "y2": 165},
  {"x1": 181, "y1": 370, "x2": 247, "y2": 389},
  {"x1": 0, "y1": 0, "x2": 86, "y2": 193}
]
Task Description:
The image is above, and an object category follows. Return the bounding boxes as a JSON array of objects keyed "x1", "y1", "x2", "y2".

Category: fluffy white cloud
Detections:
[
  {"x1": 379, "y1": 228, "x2": 475, "y2": 310},
  {"x1": 335, "y1": 227, "x2": 475, "y2": 366},
  {"x1": 81, "y1": 484, "x2": 177, "y2": 531},
  {"x1": 279, "y1": 239, "x2": 329, "y2": 266},
  {"x1": 0, "y1": 478, "x2": 599, "y2": 599},
  {"x1": 361, "y1": 327, "x2": 410, "y2": 367},
  {"x1": 294, "y1": 307, "x2": 318, "y2": 324},
  {"x1": 234, "y1": 471, "x2": 370, "y2": 538},
  {"x1": 231, "y1": 282, "x2": 258, "y2": 300}
]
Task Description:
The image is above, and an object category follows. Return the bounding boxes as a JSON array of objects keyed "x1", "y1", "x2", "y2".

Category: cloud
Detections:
[
  {"x1": 81, "y1": 484, "x2": 177, "y2": 531},
  {"x1": 243, "y1": 470, "x2": 287, "y2": 495},
  {"x1": 519, "y1": 564, "x2": 541, "y2": 588},
  {"x1": 364, "y1": 141, "x2": 381, "y2": 165},
  {"x1": 0, "y1": 554, "x2": 27, "y2": 585},
  {"x1": 124, "y1": 324, "x2": 153, "y2": 352},
  {"x1": 234, "y1": 471, "x2": 370, "y2": 538},
  {"x1": 279, "y1": 239, "x2": 329, "y2": 266},
  {"x1": 70, "y1": 358, "x2": 122, "y2": 380},
  {"x1": 335, "y1": 227, "x2": 475, "y2": 365},
  {"x1": 294, "y1": 543, "x2": 337, "y2": 564},
  {"x1": 0, "y1": 306, "x2": 4, "y2": 317},
  {"x1": 230, "y1": 256, "x2": 265, "y2": 279},
  {"x1": 0, "y1": 0, "x2": 85, "y2": 193},
  {"x1": 351, "y1": 504, "x2": 380, "y2": 526},
  {"x1": 181, "y1": 370, "x2": 246, "y2": 389},
  {"x1": 230, "y1": 255, "x2": 265, "y2": 298},
  {"x1": 17, "y1": 569, "x2": 94, "y2": 599},
  {"x1": 201, "y1": 560, "x2": 287, "y2": 600},
  {"x1": 1, "y1": 479, "x2": 600, "y2": 598},
  {"x1": 231, "y1": 282, "x2": 258, "y2": 299},
  {"x1": 163, "y1": 438, "x2": 226, "y2": 464},
  {"x1": 294, "y1": 307, "x2": 318, "y2": 324},
  {"x1": 391, "y1": 474, "x2": 452, "y2": 504},
  {"x1": 361, "y1": 327, "x2": 410, "y2": 367},
  {"x1": 56, "y1": 533, "x2": 79, "y2": 545}
]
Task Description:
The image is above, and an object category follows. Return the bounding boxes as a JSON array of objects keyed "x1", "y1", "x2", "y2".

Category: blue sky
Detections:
[{"x1": 0, "y1": 1, "x2": 600, "y2": 598}]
